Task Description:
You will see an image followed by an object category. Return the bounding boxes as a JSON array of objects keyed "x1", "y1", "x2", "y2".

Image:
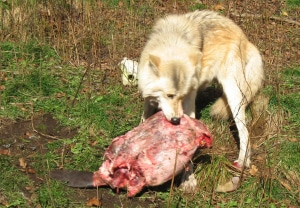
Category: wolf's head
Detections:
[{"x1": 140, "y1": 51, "x2": 201, "y2": 124}]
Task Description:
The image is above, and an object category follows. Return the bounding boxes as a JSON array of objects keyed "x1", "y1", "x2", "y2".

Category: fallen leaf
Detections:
[
  {"x1": 0, "y1": 85, "x2": 5, "y2": 91},
  {"x1": 19, "y1": 158, "x2": 27, "y2": 169},
  {"x1": 288, "y1": 138, "x2": 298, "y2": 142},
  {"x1": 249, "y1": 165, "x2": 258, "y2": 176},
  {"x1": 214, "y1": 4, "x2": 225, "y2": 11},
  {"x1": 281, "y1": 11, "x2": 288, "y2": 16},
  {"x1": 279, "y1": 178, "x2": 292, "y2": 191},
  {"x1": 27, "y1": 168, "x2": 36, "y2": 174},
  {"x1": 25, "y1": 186, "x2": 33, "y2": 191},
  {"x1": 256, "y1": 155, "x2": 264, "y2": 161},
  {"x1": 89, "y1": 140, "x2": 98, "y2": 146},
  {"x1": 55, "y1": 92, "x2": 66, "y2": 98},
  {"x1": 216, "y1": 177, "x2": 240, "y2": 192},
  {"x1": 81, "y1": 87, "x2": 90, "y2": 93},
  {"x1": 86, "y1": 197, "x2": 101, "y2": 207},
  {"x1": 0, "y1": 149, "x2": 10, "y2": 155}
]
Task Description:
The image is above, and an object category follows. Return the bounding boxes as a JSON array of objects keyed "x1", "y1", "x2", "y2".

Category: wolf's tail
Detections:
[{"x1": 210, "y1": 96, "x2": 232, "y2": 119}]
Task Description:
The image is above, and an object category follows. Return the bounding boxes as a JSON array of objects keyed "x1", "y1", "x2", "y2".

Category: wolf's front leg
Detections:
[
  {"x1": 141, "y1": 97, "x2": 159, "y2": 122},
  {"x1": 183, "y1": 90, "x2": 197, "y2": 118}
]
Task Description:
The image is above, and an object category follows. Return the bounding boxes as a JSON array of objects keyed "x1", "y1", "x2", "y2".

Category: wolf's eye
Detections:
[{"x1": 167, "y1": 94, "x2": 175, "y2": 99}]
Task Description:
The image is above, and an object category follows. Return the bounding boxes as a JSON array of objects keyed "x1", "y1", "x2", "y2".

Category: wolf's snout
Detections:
[{"x1": 171, "y1": 117, "x2": 181, "y2": 125}]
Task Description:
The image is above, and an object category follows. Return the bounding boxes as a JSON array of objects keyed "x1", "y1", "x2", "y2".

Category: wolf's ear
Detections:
[
  {"x1": 149, "y1": 54, "x2": 161, "y2": 71},
  {"x1": 189, "y1": 52, "x2": 202, "y2": 66}
]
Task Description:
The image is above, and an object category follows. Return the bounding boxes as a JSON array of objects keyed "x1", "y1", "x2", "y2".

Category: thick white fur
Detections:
[{"x1": 138, "y1": 10, "x2": 264, "y2": 191}]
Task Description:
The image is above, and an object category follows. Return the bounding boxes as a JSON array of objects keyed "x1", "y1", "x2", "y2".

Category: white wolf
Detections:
[{"x1": 138, "y1": 10, "x2": 264, "y2": 191}]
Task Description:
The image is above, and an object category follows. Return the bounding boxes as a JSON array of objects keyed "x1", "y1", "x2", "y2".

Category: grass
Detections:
[
  {"x1": 0, "y1": 0, "x2": 299, "y2": 207},
  {"x1": 278, "y1": 68, "x2": 300, "y2": 135},
  {"x1": 287, "y1": 0, "x2": 300, "y2": 7},
  {"x1": 0, "y1": 156, "x2": 34, "y2": 207}
]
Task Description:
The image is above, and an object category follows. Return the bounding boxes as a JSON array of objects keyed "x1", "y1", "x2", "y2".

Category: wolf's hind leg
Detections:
[
  {"x1": 179, "y1": 162, "x2": 197, "y2": 193},
  {"x1": 223, "y1": 81, "x2": 251, "y2": 168}
]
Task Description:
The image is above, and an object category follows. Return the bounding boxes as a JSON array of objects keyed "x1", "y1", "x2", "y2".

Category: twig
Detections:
[
  {"x1": 60, "y1": 144, "x2": 66, "y2": 168},
  {"x1": 71, "y1": 62, "x2": 91, "y2": 107},
  {"x1": 231, "y1": 13, "x2": 300, "y2": 26},
  {"x1": 269, "y1": 16, "x2": 300, "y2": 26},
  {"x1": 167, "y1": 149, "x2": 179, "y2": 208}
]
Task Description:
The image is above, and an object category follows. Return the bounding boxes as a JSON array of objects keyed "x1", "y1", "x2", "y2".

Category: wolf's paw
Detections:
[
  {"x1": 233, "y1": 158, "x2": 251, "y2": 169},
  {"x1": 216, "y1": 176, "x2": 240, "y2": 192},
  {"x1": 179, "y1": 173, "x2": 197, "y2": 193}
]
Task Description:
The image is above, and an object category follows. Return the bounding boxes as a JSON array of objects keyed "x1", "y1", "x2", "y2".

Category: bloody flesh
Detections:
[{"x1": 93, "y1": 111, "x2": 212, "y2": 196}]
